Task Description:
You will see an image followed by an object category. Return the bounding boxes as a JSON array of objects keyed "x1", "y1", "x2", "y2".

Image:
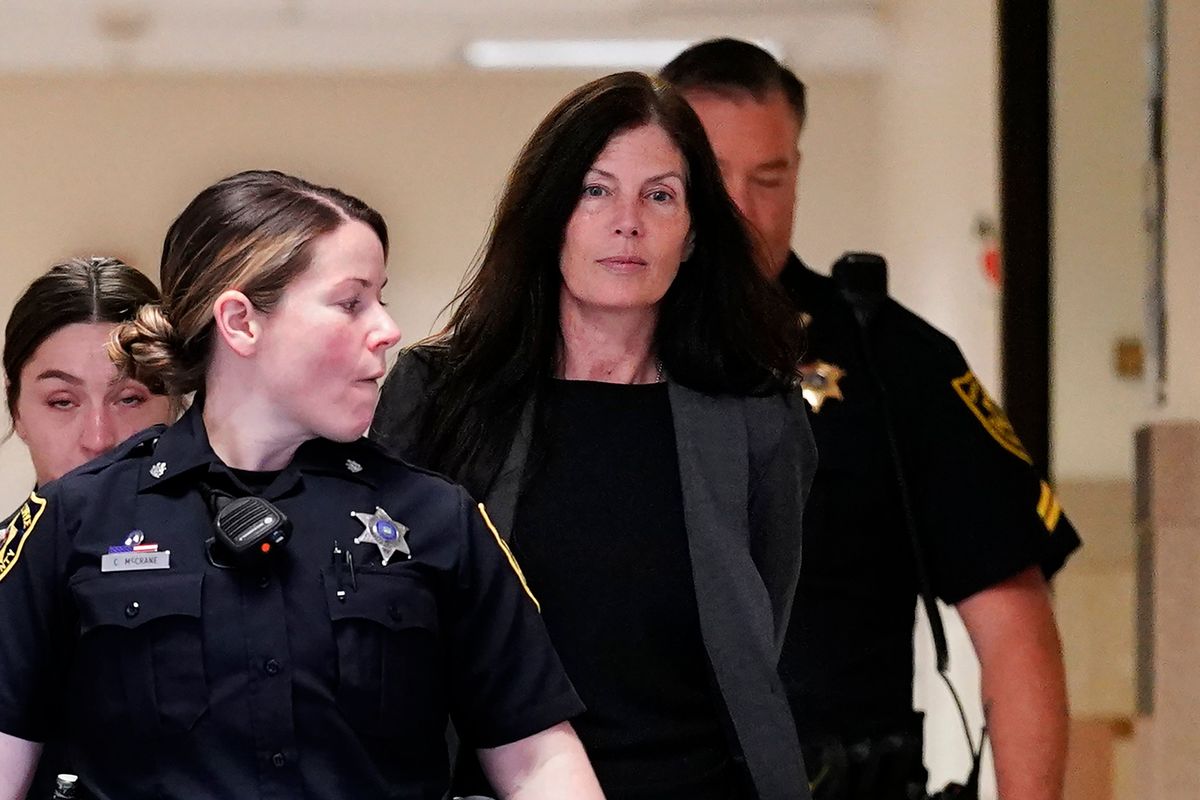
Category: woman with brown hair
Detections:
[
  {"x1": 0, "y1": 170, "x2": 602, "y2": 800},
  {"x1": 2, "y1": 257, "x2": 176, "y2": 800},
  {"x1": 372, "y1": 73, "x2": 815, "y2": 800},
  {"x1": 3, "y1": 257, "x2": 173, "y2": 489}
]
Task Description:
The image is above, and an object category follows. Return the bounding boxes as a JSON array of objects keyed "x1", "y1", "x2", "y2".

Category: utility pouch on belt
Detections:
[
  {"x1": 802, "y1": 712, "x2": 983, "y2": 800},
  {"x1": 802, "y1": 714, "x2": 927, "y2": 800}
]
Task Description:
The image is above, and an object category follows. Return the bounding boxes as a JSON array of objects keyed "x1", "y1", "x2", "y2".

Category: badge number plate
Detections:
[{"x1": 101, "y1": 551, "x2": 171, "y2": 573}]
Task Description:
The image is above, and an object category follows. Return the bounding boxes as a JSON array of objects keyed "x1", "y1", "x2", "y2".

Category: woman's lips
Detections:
[{"x1": 597, "y1": 256, "x2": 648, "y2": 272}]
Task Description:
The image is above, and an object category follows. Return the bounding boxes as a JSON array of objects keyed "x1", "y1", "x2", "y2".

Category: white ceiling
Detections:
[{"x1": 0, "y1": 0, "x2": 886, "y2": 74}]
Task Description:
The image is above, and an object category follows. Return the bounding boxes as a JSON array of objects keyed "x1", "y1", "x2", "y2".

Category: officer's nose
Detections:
[
  {"x1": 369, "y1": 305, "x2": 401, "y2": 353},
  {"x1": 80, "y1": 407, "x2": 118, "y2": 457}
]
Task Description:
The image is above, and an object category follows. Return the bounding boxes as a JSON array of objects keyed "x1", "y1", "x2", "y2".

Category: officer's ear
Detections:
[
  {"x1": 212, "y1": 290, "x2": 263, "y2": 358},
  {"x1": 682, "y1": 229, "x2": 695, "y2": 262}
]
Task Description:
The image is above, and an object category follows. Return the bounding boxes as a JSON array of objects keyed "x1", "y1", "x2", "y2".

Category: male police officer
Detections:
[{"x1": 662, "y1": 39, "x2": 1080, "y2": 800}]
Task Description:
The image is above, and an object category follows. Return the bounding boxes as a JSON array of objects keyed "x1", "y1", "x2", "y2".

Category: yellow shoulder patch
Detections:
[
  {"x1": 477, "y1": 503, "x2": 540, "y2": 612},
  {"x1": 950, "y1": 370, "x2": 1033, "y2": 465},
  {"x1": 0, "y1": 491, "x2": 48, "y2": 582},
  {"x1": 1036, "y1": 480, "x2": 1063, "y2": 533}
]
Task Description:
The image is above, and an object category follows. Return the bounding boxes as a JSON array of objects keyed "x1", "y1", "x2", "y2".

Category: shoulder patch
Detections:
[
  {"x1": 476, "y1": 503, "x2": 540, "y2": 612},
  {"x1": 950, "y1": 370, "x2": 1033, "y2": 465},
  {"x1": 0, "y1": 491, "x2": 48, "y2": 582},
  {"x1": 1036, "y1": 480, "x2": 1063, "y2": 533}
]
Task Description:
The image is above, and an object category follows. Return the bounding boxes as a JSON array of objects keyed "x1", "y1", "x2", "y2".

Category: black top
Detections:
[
  {"x1": 777, "y1": 254, "x2": 1082, "y2": 739},
  {"x1": 512, "y1": 379, "x2": 740, "y2": 799},
  {"x1": 0, "y1": 405, "x2": 582, "y2": 800},
  {"x1": 373, "y1": 348, "x2": 818, "y2": 800},
  {"x1": 2, "y1": 493, "x2": 66, "y2": 800}
]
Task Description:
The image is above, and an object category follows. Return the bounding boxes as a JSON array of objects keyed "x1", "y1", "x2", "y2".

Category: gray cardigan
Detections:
[{"x1": 370, "y1": 348, "x2": 816, "y2": 800}]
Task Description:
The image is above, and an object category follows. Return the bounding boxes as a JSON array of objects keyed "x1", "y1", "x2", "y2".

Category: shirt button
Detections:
[
  {"x1": 258, "y1": 575, "x2": 270, "y2": 589},
  {"x1": 271, "y1": 752, "x2": 286, "y2": 768},
  {"x1": 124, "y1": 601, "x2": 140, "y2": 619},
  {"x1": 388, "y1": 602, "x2": 404, "y2": 623},
  {"x1": 264, "y1": 658, "x2": 281, "y2": 676}
]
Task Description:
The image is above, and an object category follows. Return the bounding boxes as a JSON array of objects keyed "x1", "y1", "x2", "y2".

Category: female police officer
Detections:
[
  {"x1": 3, "y1": 257, "x2": 176, "y2": 800},
  {"x1": 0, "y1": 170, "x2": 603, "y2": 800}
]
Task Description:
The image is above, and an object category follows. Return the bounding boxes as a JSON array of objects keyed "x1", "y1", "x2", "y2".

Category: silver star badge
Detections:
[
  {"x1": 350, "y1": 506, "x2": 410, "y2": 565},
  {"x1": 345, "y1": 459, "x2": 363, "y2": 474},
  {"x1": 149, "y1": 462, "x2": 167, "y2": 479}
]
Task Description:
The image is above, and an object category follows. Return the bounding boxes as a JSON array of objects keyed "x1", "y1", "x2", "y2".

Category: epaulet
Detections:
[
  {"x1": 779, "y1": 258, "x2": 837, "y2": 315},
  {"x1": 353, "y1": 436, "x2": 464, "y2": 490},
  {"x1": 884, "y1": 298, "x2": 961, "y2": 359},
  {"x1": 63, "y1": 424, "x2": 168, "y2": 480}
]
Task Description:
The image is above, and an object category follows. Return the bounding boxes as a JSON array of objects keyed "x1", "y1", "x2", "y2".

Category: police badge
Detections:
[
  {"x1": 350, "y1": 506, "x2": 410, "y2": 565},
  {"x1": 797, "y1": 360, "x2": 846, "y2": 414}
]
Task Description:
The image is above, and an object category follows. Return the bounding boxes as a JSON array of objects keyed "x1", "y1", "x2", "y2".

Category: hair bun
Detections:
[{"x1": 108, "y1": 303, "x2": 197, "y2": 395}]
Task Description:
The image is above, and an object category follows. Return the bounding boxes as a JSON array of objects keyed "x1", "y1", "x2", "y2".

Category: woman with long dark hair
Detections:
[{"x1": 372, "y1": 72, "x2": 815, "y2": 800}]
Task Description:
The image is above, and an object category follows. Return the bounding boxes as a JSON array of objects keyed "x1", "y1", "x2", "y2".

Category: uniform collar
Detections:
[
  {"x1": 289, "y1": 435, "x2": 381, "y2": 489},
  {"x1": 138, "y1": 403, "x2": 380, "y2": 494},
  {"x1": 135, "y1": 404, "x2": 219, "y2": 493},
  {"x1": 777, "y1": 252, "x2": 823, "y2": 310}
]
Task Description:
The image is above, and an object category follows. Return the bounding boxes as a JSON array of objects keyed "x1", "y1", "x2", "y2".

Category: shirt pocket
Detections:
[
  {"x1": 803, "y1": 397, "x2": 908, "y2": 576},
  {"x1": 69, "y1": 571, "x2": 208, "y2": 735},
  {"x1": 322, "y1": 568, "x2": 444, "y2": 741}
]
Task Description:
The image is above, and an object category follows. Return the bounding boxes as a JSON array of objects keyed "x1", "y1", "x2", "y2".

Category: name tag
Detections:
[{"x1": 101, "y1": 550, "x2": 171, "y2": 573}]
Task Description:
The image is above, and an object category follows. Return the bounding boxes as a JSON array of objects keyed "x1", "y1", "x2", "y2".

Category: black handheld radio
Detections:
[
  {"x1": 831, "y1": 251, "x2": 985, "y2": 800},
  {"x1": 201, "y1": 485, "x2": 291, "y2": 567}
]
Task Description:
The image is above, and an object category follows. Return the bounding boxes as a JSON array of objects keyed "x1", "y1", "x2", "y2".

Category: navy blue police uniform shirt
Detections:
[
  {"x1": 777, "y1": 254, "x2": 1081, "y2": 740},
  {"x1": 0, "y1": 404, "x2": 582, "y2": 800},
  {"x1": 1, "y1": 498, "x2": 70, "y2": 800}
]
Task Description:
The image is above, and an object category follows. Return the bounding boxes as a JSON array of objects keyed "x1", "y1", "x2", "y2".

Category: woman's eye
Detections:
[
  {"x1": 117, "y1": 394, "x2": 147, "y2": 407},
  {"x1": 582, "y1": 185, "x2": 607, "y2": 198},
  {"x1": 648, "y1": 189, "x2": 673, "y2": 203},
  {"x1": 339, "y1": 298, "x2": 362, "y2": 313},
  {"x1": 49, "y1": 399, "x2": 73, "y2": 410}
]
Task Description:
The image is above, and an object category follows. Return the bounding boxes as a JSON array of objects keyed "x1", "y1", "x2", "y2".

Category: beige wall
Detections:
[
  {"x1": 1131, "y1": 3, "x2": 1200, "y2": 795},
  {"x1": 1050, "y1": 3, "x2": 1151, "y2": 798},
  {"x1": 1051, "y1": 3, "x2": 1200, "y2": 797},
  {"x1": 0, "y1": 69, "x2": 881, "y2": 512},
  {"x1": 877, "y1": 0, "x2": 1001, "y2": 391},
  {"x1": 1160, "y1": 0, "x2": 1200, "y2": 422},
  {"x1": 1049, "y1": 0, "x2": 1200, "y2": 721},
  {"x1": 792, "y1": 76, "x2": 884, "y2": 272},
  {"x1": 1052, "y1": 0, "x2": 1148, "y2": 482}
]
